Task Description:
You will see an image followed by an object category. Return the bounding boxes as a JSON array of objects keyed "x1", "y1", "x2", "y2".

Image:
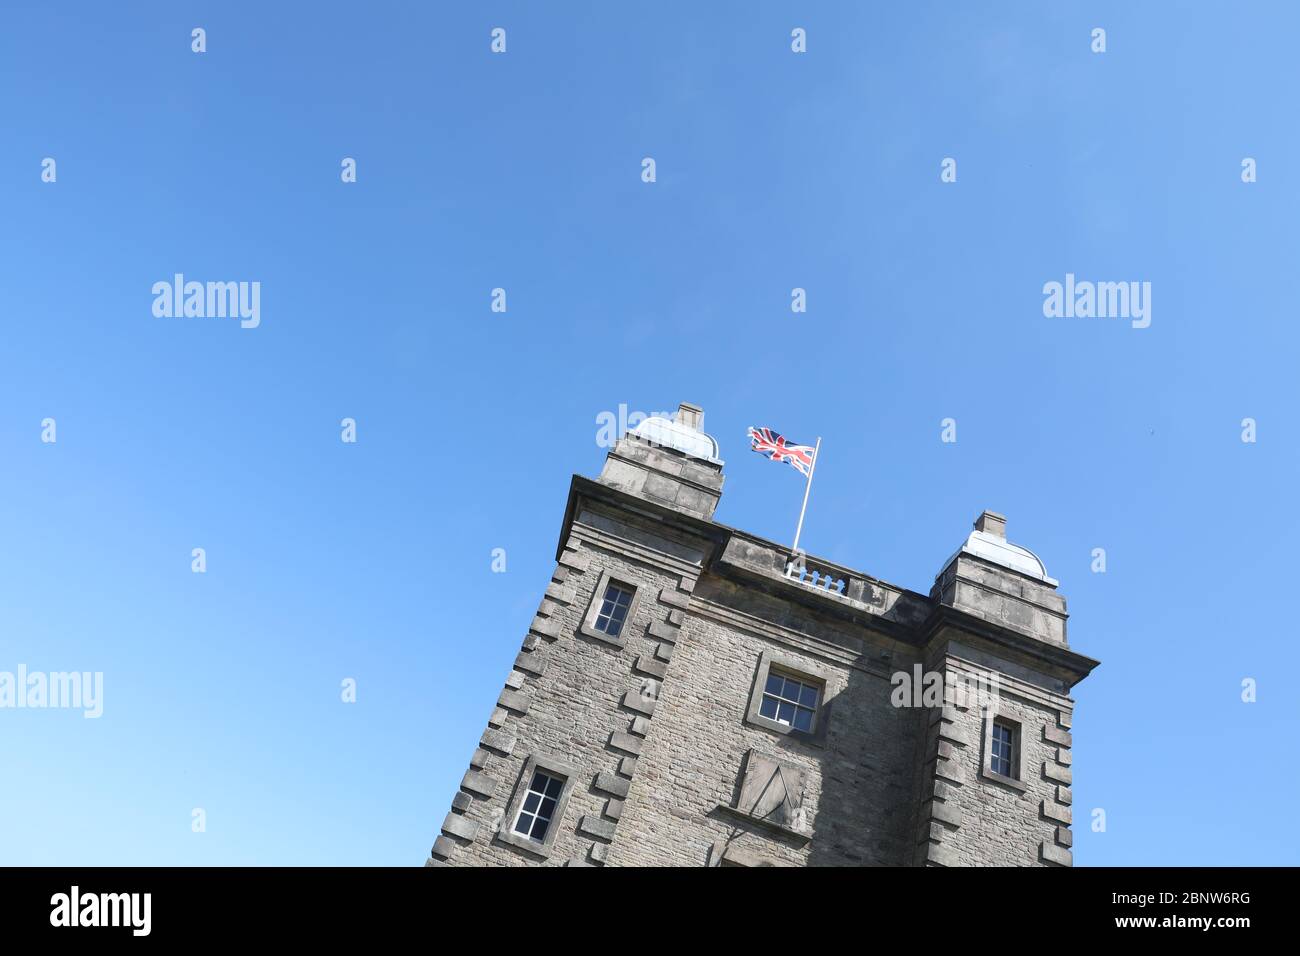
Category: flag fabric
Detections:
[{"x1": 747, "y1": 426, "x2": 816, "y2": 477}]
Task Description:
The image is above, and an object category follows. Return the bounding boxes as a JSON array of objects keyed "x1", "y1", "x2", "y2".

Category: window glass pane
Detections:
[
  {"x1": 546, "y1": 776, "x2": 563, "y2": 798},
  {"x1": 793, "y1": 707, "x2": 813, "y2": 732},
  {"x1": 532, "y1": 817, "x2": 550, "y2": 842},
  {"x1": 799, "y1": 684, "x2": 818, "y2": 707},
  {"x1": 779, "y1": 677, "x2": 798, "y2": 701},
  {"x1": 514, "y1": 813, "x2": 534, "y2": 835},
  {"x1": 539, "y1": 797, "x2": 557, "y2": 820},
  {"x1": 604, "y1": 617, "x2": 623, "y2": 637},
  {"x1": 777, "y1": 701, "x2": 795, "y2": 725},
  {"x1": 760, "y1": 696, "x2": 778, "y2": 719},
  {"x1": 523, "y1": 792, "x2": 540, "y2": 813},
  {"x1": 603, "y1": 584, "x2": 631, "y2": 611},
  {"x1": 530, "y1": 771, "x2": 548, "y2": 790},
  {"x1": 765, "y1": 674, "x2": 784, "y2": 695}
]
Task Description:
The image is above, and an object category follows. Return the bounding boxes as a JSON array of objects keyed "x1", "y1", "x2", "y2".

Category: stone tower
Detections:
[{"x1": 426, "y1": 404, "x2": 1099, "y2": 867}]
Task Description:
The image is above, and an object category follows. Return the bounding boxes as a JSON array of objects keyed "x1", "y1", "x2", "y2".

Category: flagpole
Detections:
[{"x1": 790, "y1": 437, "x2": 821, "y2": 557}]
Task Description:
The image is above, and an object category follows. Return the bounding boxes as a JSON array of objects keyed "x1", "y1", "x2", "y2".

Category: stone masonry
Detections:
[{"x1": 426, "y1": 403, "x2": 1099, "y2": 867}]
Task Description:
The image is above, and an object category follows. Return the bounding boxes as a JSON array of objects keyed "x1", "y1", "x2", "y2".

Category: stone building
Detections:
[{"x1": 426, "y1": 403, "x2": 1099, "y2": 867}]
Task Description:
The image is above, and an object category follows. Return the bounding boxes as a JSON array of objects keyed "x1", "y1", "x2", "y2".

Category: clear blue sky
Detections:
[{"x1": 2, "y1": 2, "x2": 1295, "y2": 866}]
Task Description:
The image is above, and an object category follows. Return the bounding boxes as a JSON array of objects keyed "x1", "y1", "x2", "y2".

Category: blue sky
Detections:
[{"x1": 1, "y1": 2, "x2": 1295, "y2": 866}]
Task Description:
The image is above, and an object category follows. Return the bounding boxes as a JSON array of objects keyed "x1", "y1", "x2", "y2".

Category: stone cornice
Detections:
[{"x1": 558, "y1": 474, "x2": 1100, "y2": 689}]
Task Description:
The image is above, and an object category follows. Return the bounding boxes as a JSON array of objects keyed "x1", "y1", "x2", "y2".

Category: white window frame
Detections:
[
  {"x1": 744, "y1": 649, "x2": 833, "y2": 745},
  {"x1": 979, "y1": 714, "x2": 1027, "y2": 792},
  {"x1": 496, "y1": 753, "x2": 580, "y2": 858},
  {"x1": 758, "y1": 669, "x2": 820, "y2": 733},
  {"x1": 579, "y1": 570, "x2": 643, "y2": 648},
  {"x1": 511, "y1": 769, "x2": 564, "y2": 843}
]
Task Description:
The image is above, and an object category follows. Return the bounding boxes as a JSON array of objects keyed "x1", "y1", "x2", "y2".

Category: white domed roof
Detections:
[
  {"x1": 957, "y1": 531, "x2": 1056, "y2": 585},
  {"x1": 939, "y1": 512, "x2": 1058, "y2": 586},
  {"x1": 631, "y1": 413, "x2": 722, "y2": 464}
]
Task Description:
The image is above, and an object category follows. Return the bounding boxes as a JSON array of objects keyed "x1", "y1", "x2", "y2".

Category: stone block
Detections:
[
  {"x1": 608, "y1": 731, "x2": 642, "y2": 756},
  {"x1": 1043, "y1": 724, "x2": 1073, "y2": 747},
  {"x1": 1041, "y1": 799, "x2": 1072, "y2": 825},
  {"x1": 529, "y1": 615, "x2": 561, "y2": 640},
  {"x1": 935, "y1": 756, "x2": 962, "y2": 784},
  {"x1": 1040, "y1": 841, "x2": 1072, "y2": 866},
  {"x1": 513, "y1": 651, "x2": 546, "y2": 677},
  {"x1": 927, "y1": 799, "x2": 963, "y2": 828},
  {"x1": 621, "y1": 688, "x2": 656, "y2": 716},
  {"x1": 579, "y1": 815, "x2": 617, "y2": 841},
  {"x1": 633, "y1": 655, "x2": 667, "y2": 679},
  {"x1": 442, "y1": 812, "x2": 479, "y2": 841},
  {"x1": 1043, "y1": 761, "x2": 1073, "y2": 785},
  {"x1": 558, "y1": 550, "x2": 590, "y2": 572},
  {"x1": 648, "y1": 620, "x2": 680, "y2": 643},
  {"x1": 594, "y1": 773, "x2": 630, "y2": 799},
  {"x1": 497, "y1": 688, "x2": 531, "y2": 714},
  {"x1": 658, "y1": 587, "x2": 691, "y2": 609},
  {"x1": 924, "y1": 841, "x2": 959, "y2": 867},
  {"x1": 460, "y1": 770, "x2": 497, "y2": 798},
  {"x1": 545, "y1": 582, "x2": 576, "y2": 605}
]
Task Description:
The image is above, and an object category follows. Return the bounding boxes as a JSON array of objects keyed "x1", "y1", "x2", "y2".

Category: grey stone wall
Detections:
[
  {"x1": 607, "y1": 575, "x2": 923, "y2": 866},
  {"x1": 429, "y1": 511, "x2": 705, "y2": 867},
  {"x1": 910, "y1": 655, "x2": 1075, "y2": 867}
]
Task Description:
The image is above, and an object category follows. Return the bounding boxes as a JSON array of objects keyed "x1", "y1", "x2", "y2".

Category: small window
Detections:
[
  {"x1": 512, "y1": 769, "x2": 565, "y2": 843},
  {"x1": 593, "y1": 583, "x2": 633, "y2": 638},
  {"x1": 497, "y1": 754, "x2": 579, "y2": 857},
  {"x1": 990, "y1": 720, "x2": 1016, "y2": 778},
  {"x1": 745, "y1": 650, "x2": 832, "y2": 743},
  {"x1": 579, "y1": 571, "x2": 643, "y2": 648},
  {"x1": 759, "y1": 671, "x2": 819, "y2": 733}
]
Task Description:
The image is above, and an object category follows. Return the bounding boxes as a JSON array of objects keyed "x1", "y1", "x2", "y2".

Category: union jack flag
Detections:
[{"x1": 747, "y1": 426, "x2": 816, "y2": 477}]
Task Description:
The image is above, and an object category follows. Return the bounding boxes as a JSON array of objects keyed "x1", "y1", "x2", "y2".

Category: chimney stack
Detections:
[
  {"x1": 974, "y1": 510, "x2": 1007, "y2": 540},
  {"x1": 676, "y1": 402, "x2": 704, "y2": 431}
]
